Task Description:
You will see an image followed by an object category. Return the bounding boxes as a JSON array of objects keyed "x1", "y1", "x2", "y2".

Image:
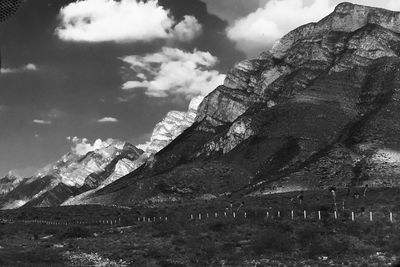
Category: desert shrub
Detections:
[
  {"x1": 296, "y1": 224, "x2": 320, "y2": 247},
  {"x1": 346, "y1": 222, "x2": 363, "y2": 237},
  {"x1": 60, "y1": 226, "x2": 91, "y2": 239},
  {"x1": 209, "y1": 221, "x2": 227, "y2": 232},
  {"x1": 251, "y1": 227, "x2": 293, "y2": 255},
  {"x1": 308, "y1": 235, "x2": 350, "y2": 258},
  {"x1": 186, "y1": 236, "x2": 217, "y2": 263},
  {"x1": 387, "y1": 233, "x2": 400, "y2": 254},
  {"x1": 151, "y1": 221, "x2": 182, "y2": 237},
  {"x1": 171, "y1": 236, "x2": 186, "y2": 246},
  {"x1": 146, "y1": 245, "x2": 171, "y2": 260}
]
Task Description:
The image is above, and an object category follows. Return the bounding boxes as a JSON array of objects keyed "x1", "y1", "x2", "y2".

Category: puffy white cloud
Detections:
[
  {"x1": 1, "y1": 63, "x2": 38, "y2": 74},
  {"x1": 33, "y1": 119, "x2": 52, "y2": 125},
  {"x1": 69, "y1": 136, "x2": 114, "y2": 156},
  {"x1": 227, "y1": 0, "x2": 333, "y2": 56},
  {"x1": 56, "y1": 0, "x2": 202, "y2": 43},
  {"x1": 226, "y1": 0, "x2": 400, "y2": 56},
  {"x1": 121, "y1": 47, "x2": 225, "y2": 98},
  {"x1": 171, "y1": 15, "x2": 202, "y2": 42},
  {"x1": 98, "y1": 117, "x2": 119, "y2": 123}
]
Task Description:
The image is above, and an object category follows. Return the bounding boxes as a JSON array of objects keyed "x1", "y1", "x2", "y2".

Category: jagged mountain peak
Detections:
[{"x1": 272, "y1": 2, "x2": 400, "y2": 58}]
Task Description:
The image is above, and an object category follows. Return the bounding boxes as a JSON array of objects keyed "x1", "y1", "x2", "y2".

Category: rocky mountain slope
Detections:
[
  {"x1": 76, "y1": 3, "x2": 400, "y2": 206},
  {"x1": 140, "y1": 96, "x2": 204, "y2": 157},
  {"x1": 0, "y1": 139, "x2": 142, "y2": 209},
  {"x1": 0, "y1": 171, "x2": 24, "y2": 196}
]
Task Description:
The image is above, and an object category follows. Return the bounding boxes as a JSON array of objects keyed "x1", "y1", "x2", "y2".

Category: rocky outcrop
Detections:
[{"x1": 69, "y1": 3, "x2": 400, "y2": 206}]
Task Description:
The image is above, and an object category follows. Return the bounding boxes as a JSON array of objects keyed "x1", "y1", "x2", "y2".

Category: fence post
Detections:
[
  {"x1": 390, "y1": 212, "x2": 393, "y2": 223},
  {"x1": 244, "y1": 212, "x2": 247, "y2": 218},
  {"x1": 334, "y1": 211, "x2": 337, "y2": 220},
  {"x1": 191, "y1": 214, "x2": 194, "y2": 220},
  {"x1": 277, "y1": 211, "x2": 280, "y2": 218},
  {"x1": 351, "y1": 212, "x2": 354, "y2": 221},
  {"x1": 207, "y1": 213, "x2": 209, "y2": 219},
  {"x1": 318, "y1": 210, "x2": 321, "y2": 221},
  {"x1": 291, "y1": 210, "x2": 294, "y2": 220},
  {"x1": 233, "y1": 212, "x2": 236, "y2": 218},
  {"x1": 266, "y1": 211, "x2": 269, "y2": 219},
  {"x1": 370, "y1": 212, "x2": 373, "y2": 222},
  {"x1": 199, "y1": 213, "x2": 202, "y2": 220},
  {"x1": 303, "y1": 210, "x2": 307, "y2": 219}
]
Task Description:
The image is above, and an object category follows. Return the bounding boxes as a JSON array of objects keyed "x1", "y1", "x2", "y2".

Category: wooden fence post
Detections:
[
  {"x1": 291, "y1": 210, "x2": 294, "y2": 220},
  {"x1": 318, "y1": 211, "x2": 321, "y2": 221},
  {"x1": 370, "y1": 212, "x2": 373, "y2": 222},
  {"x1": 303, "y1": 210, "x2": 307, "y2": 219},
  {"x1": 351, "y1": 212, "x2": 354, "y2": 222},
  {"x1": 390, "y1": 212, "x2": 393, "y2": 223},
  {"x1": 334, "y1": 211, "x2": 337, "y2": 220}
]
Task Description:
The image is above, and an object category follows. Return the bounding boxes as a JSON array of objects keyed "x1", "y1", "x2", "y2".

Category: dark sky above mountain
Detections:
[{"x1": 0, "y1": 0, "x2": 397, "y2": 177}]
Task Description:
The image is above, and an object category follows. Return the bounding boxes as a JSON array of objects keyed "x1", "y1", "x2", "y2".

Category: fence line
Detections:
[{"x1": 1, "y1": 209, "x2": 396, "y2": 227}]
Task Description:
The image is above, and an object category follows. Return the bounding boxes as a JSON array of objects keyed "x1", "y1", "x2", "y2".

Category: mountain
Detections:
[
  {"x1": 75, "y1": 3, "x2": 400, "y2": 206},
  {"x1": 0, "y1": 139, "x2": 142, "y2": 209},
  {"x1": 62, "y1": 96, "x2": 205, "y2": 206},
  {"x1": 139, "y1": 96, "x2": 205, "y2": 156},
  {"x1": 0, "y1": 171, "x2": 24, "y2": 196}
]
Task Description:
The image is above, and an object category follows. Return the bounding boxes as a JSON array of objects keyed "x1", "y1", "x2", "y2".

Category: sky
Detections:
[{"x1": 0, "y1": 0, "x2": 399, "y2": 177}]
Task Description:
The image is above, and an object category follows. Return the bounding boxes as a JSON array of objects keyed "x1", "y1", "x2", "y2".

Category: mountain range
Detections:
[{"x1": 3, "y1": 2, "x2": 400, "y2": 208}]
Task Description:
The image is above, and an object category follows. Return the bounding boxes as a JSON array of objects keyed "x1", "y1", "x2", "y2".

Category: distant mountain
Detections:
[
  {"x1": 78, "y1": 3, "x2": 400, "y2": 206},
  {"x1": 0, "y1": 171, "x2": 24, "y2": 196},
  {"x1": 0, "y1": 139, "x2": 142, "y2": 209},
  {"x1": 63, "y1": 96, "x2": 204, "y2": 206}
]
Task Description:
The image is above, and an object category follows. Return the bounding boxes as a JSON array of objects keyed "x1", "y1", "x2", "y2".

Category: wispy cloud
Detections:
[
  {"x1": 98, "y1": 117, "x2": 119, "y2": 123},
  {"x1": 33, "y1": 119, "x2": 52, "y2": 125}
]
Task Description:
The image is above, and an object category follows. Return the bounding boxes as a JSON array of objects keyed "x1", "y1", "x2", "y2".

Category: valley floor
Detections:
[{"x1": 0, "y1": 187, "x2": 399, "y2": 266}]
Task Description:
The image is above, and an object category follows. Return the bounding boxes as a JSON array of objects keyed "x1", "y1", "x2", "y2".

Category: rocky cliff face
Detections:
[
  {"x1": 0, "y1": 140, "x2": 142, "y2": 209},
  {"x1": 64, "y1": 3, "x2": 400, "y2": 206},
  {"x1": 140, "y1": 96, "x2": 204, "y2": 156}
]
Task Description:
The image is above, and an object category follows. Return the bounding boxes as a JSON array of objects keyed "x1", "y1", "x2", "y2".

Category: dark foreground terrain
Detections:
[{"x1": 0, "y1": 187, "x2": 400, "y2": 266}]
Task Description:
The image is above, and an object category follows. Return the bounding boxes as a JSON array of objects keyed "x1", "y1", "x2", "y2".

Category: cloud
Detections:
[
  {"x1": 226, "y1": 0, "x2": 400, "y2": 56},
  {"x1": 227, "y1": 0, "x2": 333, "y2": 56},
  {"x1": 1, "y1": 63, "x2": 38, "y2": 74},
  {"x1": 120, "y1": 47, "x2": 225, "y2": 99},
  {"x1": 98, "y1": 117, "x2": 119, "y2": 123},
  {"x1": 33, "y1": 119, "x2": 52, "y2": 125},
  {"x1": 171, "y1": 15, "x2": 202, "y2": 42},
  {"x1": 56, "y1": 0, "x2": 202, "y2": 43},
  {"x1": 200, "y1": 0, "x2": 267, "y2": 23},
  {"x1": 69, "y1": 136, "x2": 114, "y2": 156}
]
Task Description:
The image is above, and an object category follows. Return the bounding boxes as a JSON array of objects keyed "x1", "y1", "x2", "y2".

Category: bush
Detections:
[
  {"x1": 151, "y1": 221, "x2": 182, "y2": 237},
  {"x1": 251, "y1": 227, "x2": 293, "y2": 255},
  {"x1": 60, "y1": 226, "x2": 91, "y2": 239},
  {"x1": 296, "y1": 224, "x2": 319, "y2": 247},
  {"x1": 307, "y1": 236, "x2": 350, "y2": 258}
]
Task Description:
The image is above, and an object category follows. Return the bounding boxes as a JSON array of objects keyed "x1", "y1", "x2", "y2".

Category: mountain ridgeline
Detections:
[{"x1": 79, "y1": 3, "x2": 400, "y2": 206}]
